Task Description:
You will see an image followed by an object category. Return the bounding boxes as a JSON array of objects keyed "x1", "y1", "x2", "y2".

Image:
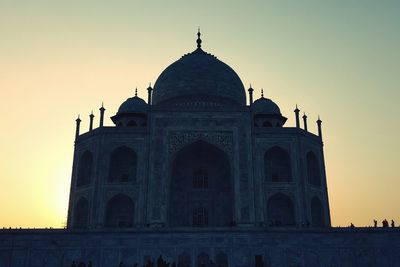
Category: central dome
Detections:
[{"x1": 152, "y1": 33, "x2": 246, "y2": 106}]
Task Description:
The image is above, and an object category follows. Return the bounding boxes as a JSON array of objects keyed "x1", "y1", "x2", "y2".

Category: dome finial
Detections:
[
  {"x1": 196, "y1": 27, "x2": 202, "y2": 49},
  {"x1": 261, "y1": 89, "x2": 264, "y2": 98},
  {"x1": 135, "y1": 87, "x2": 138, "y2": 97}
]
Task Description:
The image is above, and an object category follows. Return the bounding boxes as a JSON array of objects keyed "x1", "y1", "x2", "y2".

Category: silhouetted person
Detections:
[
  {"x1": 171, "y1": 262, "x2": 176, "y2": 267},
  {"x1": 350, "y1": 223, "x2": 355, "y2": 228},
  {"x1": 157, "y1": 255, "x2": 163, "y2": 267},
  {"x1": 119, "y1": 262, "x2": 124, "y2": 267},
  {"x1": 88, "y1": 261, "x2": 92, "y2": 267},
  {"x1": 71, "y1": 261, "x2": 77, "y2": 267},
  {"x1": 78, "y1": 262, "x2": 86, "y2": 267},
  {"x1": 145, "y1": 259, "x2": 153, "y2": 267},
  {"x1": 383, "y1": 219, "x2": 389, "y2": 228},
  {"x1": 391, "y1": 219, "x2": 395, "y2": 227},
  {"x1": 133, "y1": 263, "x2": 138, "y2": 267},
  {"x1": 374, "y1": 219, "x2": 377, "y2": 227}
]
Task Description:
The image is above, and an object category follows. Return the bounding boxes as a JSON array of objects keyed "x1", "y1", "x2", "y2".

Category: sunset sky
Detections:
[{"x1": 0, "y1": 1, "x2": 399, "y2": 228}]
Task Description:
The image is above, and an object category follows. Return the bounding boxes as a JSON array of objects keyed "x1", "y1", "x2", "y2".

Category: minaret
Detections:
[
  {"x1": 303, "y1": 113, "x2": 308, "y2": 132},
  {"x1": 248, "y1": 84, "x2": 254, "y2": 106},
  {"x1": 75, "y1": 115, "x2": 81, "y2": 140},
  {"x1": 147, "y1": 83, "x2": 153, "y2": 105},
  {"x1": 317, "y1": 116, "x2": 323, "y2": 138},
  {"x1": 89, "y1": 111, "x2": 94, "y2": 131},
  {"x1": 196, "y1": 27, "x2": 202, "y2": 49},
  {"x1": 294, "y1": 105, "x2": 300, "y2": 128},
  {"x1": 99, "y1": 103, "x2": 105, "y2": 128}
]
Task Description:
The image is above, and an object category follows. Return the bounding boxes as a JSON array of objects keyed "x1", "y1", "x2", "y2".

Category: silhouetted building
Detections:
[
  {"x1": 0, "y1": 31, "x2": 399, "y2": 267},
  {"x1": 68, "y1": 30, "x2": 330, "y2": 231}
]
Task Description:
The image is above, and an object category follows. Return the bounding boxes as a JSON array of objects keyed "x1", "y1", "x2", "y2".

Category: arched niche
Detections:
[
  {"x1": 178, "y1": 252, "x2": 191, "y2": 267},
  {"x1": 311, "y1": 196, "x2": 325, "y2": 227},
  {"x1": 169, "y1": 140, "x2": 233, "y2": 227},
  {"x1": 267, "y1": 193, "x2": 295, "y2": 226},
  {"x1": 105, "y1": 194, "x2": 135, "y2": 228},
  {"x1": 108, "y1": 146, "x2": 137, "y2": 183},
  {"x1": 307, "y1": 151, "x2": 321, "y2": 186},
  {"x1": 73, "y1": 197, "x2": 89, "y2": 229},
  {"x1": 264, "y1": 146, "x2": 292, "y2": 182},
  {"x1": 76, "y1": 151, "x2": 93, "y2": 187}
]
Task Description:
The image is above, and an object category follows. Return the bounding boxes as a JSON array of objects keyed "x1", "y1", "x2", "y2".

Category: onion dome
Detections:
[
  {"x1": 252, "y1": 96, "x2": 281, "y2": 115},
  {"x1": 111, "y1": 89, "x2": 148, "y2": 127},
  {"x1": 117, "y1": 89, "x2": 148, "y2": 114},
  {"x1": 152, "y1": 30, "x2": 246, "y2": 107},
  {"x1": 252, "y1": 90, "x2": 287, "y2": 127}
]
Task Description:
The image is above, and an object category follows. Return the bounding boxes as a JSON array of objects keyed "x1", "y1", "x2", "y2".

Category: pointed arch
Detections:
[
  {"x1": 127, "y1": 120, "x2": 137, "y2": 127},
  {"x1": 311, "y1": 196, "x2": 325, "y2": 227},
  {"x1": 307, "y1": 151, "x2": 321, "y2": 186},
  {"x1": 216, "y1": 251, "x2": 229, "y2": 267},
  {"x1": 73, "y1": 197, "x2": 89, "y2": 229},
  {"x1": 197, "y1": 252, "x2": 210, "y2": 267},
  {"x1": 169, "y1": 140, "x2": 233, "y2": 227},
  {"x1": 108, "y1": 146, "x2": 137, "y2": 182},
  {"x1": 105, "y1": 194, "x2": 134, "y2": 228},
  {"x1": 178, "y1": 252, "x2": 191, "y2": 267},
  {"x1": 264, "y1": 146, "x2": 292, "y2": 182},
  {"x1": 76, "y1": 150, "x2": 93, "y2": 187},
  {"x1": 267, "y1": 193, "x2": 295, "y2": 226}
]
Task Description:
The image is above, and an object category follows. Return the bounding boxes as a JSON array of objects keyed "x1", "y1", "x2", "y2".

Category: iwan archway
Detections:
[{"x1": 169, "y1": 140, "x2": 233, "y2": 227}]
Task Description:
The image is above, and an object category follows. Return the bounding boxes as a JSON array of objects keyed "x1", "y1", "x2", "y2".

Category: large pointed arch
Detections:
[
  {"x1": 73, "y1": 197, "x2": 89, "y2": 229},
  {"x1": 267, "y1": 193, "x2": 295, "y2": 226},
  {"x1": 264, "y1": 146, "x2": 292, "y2": 182},
  {"x1": 307, "y1": 151, "x2": 321, "y2": 186},
  {"x1": 108, "y1": 146, "x2": 137, "y2": 183},
  {"x1": 169, "y1": 140, "x2": 233, "y2": 227},
  {"x1": 105, "y1": 194, "x2": 135, "y2": 228},
  {"x1": 76, "y1": 150, "x2": 93, "y2": 187},
  {"x1": 311, "y1": 196, "x2": 325, "y2": 227}
]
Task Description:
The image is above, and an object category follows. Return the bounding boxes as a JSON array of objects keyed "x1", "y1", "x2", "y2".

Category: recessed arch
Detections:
[
  {"x1": 263, "y1": 121, "x2": 272, "y2": 127},
  {"x1": 311, "y1": 196, "x2": 325, "y2": 227},
  {"x1": 169, "y1": 140, "x2": 233, "y2": 227},
  {"x1": 105, "y1": 194, "x2": 134, "y2": 228},
  {"x1": 127, "y1": 120, "x2": 137, "y2": 127},
  {"x1": 264, "y1": 146, "x2": 292, "y2": 182},
  {"x1": 73, "y1": 197, "x2": 89, "y2": 229},
  {"x1": 76, "y1": 151, "x2": 93, "y2": 187},
  {"x1": 178, "y1": 252, "x2": 191, "y2": 267},
  {"x1": 267, "y1": 193, "x2": 295, "y2": 226},
  {"x1": 307, "y1": 151, "x2": 321, "y2": 186},
  {"x1": 108, "y1": 146, "x2": 137, "y2": 183}
]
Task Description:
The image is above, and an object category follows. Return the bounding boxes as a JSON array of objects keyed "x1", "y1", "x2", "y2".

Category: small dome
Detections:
[
  {"x1": 252, "y1": 97, "x2": 281, "y2": 114},
  {"x1": 117, "y1": 96, "x2": 148, "y2": 114}
]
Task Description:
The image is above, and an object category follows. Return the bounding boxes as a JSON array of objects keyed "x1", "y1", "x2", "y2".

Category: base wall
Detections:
[{"x1": 0, "y1": 228, "x2": 399, "y2": 267}]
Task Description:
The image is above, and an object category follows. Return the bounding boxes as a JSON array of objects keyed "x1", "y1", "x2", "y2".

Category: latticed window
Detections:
[
  {"x1": 192, "y1": 206, "x2": 209, "y2": 227},
  {"x1": 192, "y1": 170, "x2": 208, "y2": 188}
]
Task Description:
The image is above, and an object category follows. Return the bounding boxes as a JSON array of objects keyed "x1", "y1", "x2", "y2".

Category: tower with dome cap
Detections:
[{"x1": 67, "y1": 30, "x2": 331, "y2": 231}]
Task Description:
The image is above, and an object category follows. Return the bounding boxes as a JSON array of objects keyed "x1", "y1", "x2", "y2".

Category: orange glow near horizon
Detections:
[{"x1": 0, "y1": 1, "x2": 399, "y2": 228}]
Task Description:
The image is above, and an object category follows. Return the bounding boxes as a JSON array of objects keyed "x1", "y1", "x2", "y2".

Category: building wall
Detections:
[
  {"x1": 67, "y1": 110, "x2": 330, "y2": 230},
  {"x1": 0, "y1": 228, "x2": 399, "y2": 267}
]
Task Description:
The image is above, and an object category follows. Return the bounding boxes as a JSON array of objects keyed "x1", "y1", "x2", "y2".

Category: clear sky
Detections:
[{"x1": 0, "y1": 0, "x2": 399, "y2": 228}]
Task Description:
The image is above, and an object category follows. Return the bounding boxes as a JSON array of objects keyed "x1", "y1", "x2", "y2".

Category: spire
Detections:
[
  {"x1": 89, "y1": 111, "x2": 94, "y2": 131},
  {"x1": 261, "y1": 89, "x2": 264, "y2": 98},
  {"x1": 294, "y1": 105, "x2": 300, "y2": 128},
  {"x1": 99, "y1": 103, "x2": 105, "y2": 128},
  {"x1": 248, "y1": 84, "x2": 254, "y2": 106},
  {"x1": 147, "y1": 82, "x2": 153, "y2": 105},
  {"x1": 135, "y1": 87, "x2": 138, "y2": 97},
  {"x1": 303, "y1": 112, "x2": 308, "y2": 132},
  {"x1": 75, "y1": 115, "x2": 81, "y2": 140},
  {"x1": 196, "y1": 27, "x2": 202, "y2": 49},
  {"x1": 317, "y1": 115, "x2": 323, "y2": 139}
]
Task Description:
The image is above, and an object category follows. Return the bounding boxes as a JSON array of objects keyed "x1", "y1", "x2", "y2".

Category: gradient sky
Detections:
[{"x1": 0, "y1": 0, "x2": 399, "y2": 228}]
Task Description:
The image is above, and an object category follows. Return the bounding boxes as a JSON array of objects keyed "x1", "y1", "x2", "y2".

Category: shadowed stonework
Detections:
[{"x1": 1, "y1": 30, "x2": 399, "y2": 267}]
